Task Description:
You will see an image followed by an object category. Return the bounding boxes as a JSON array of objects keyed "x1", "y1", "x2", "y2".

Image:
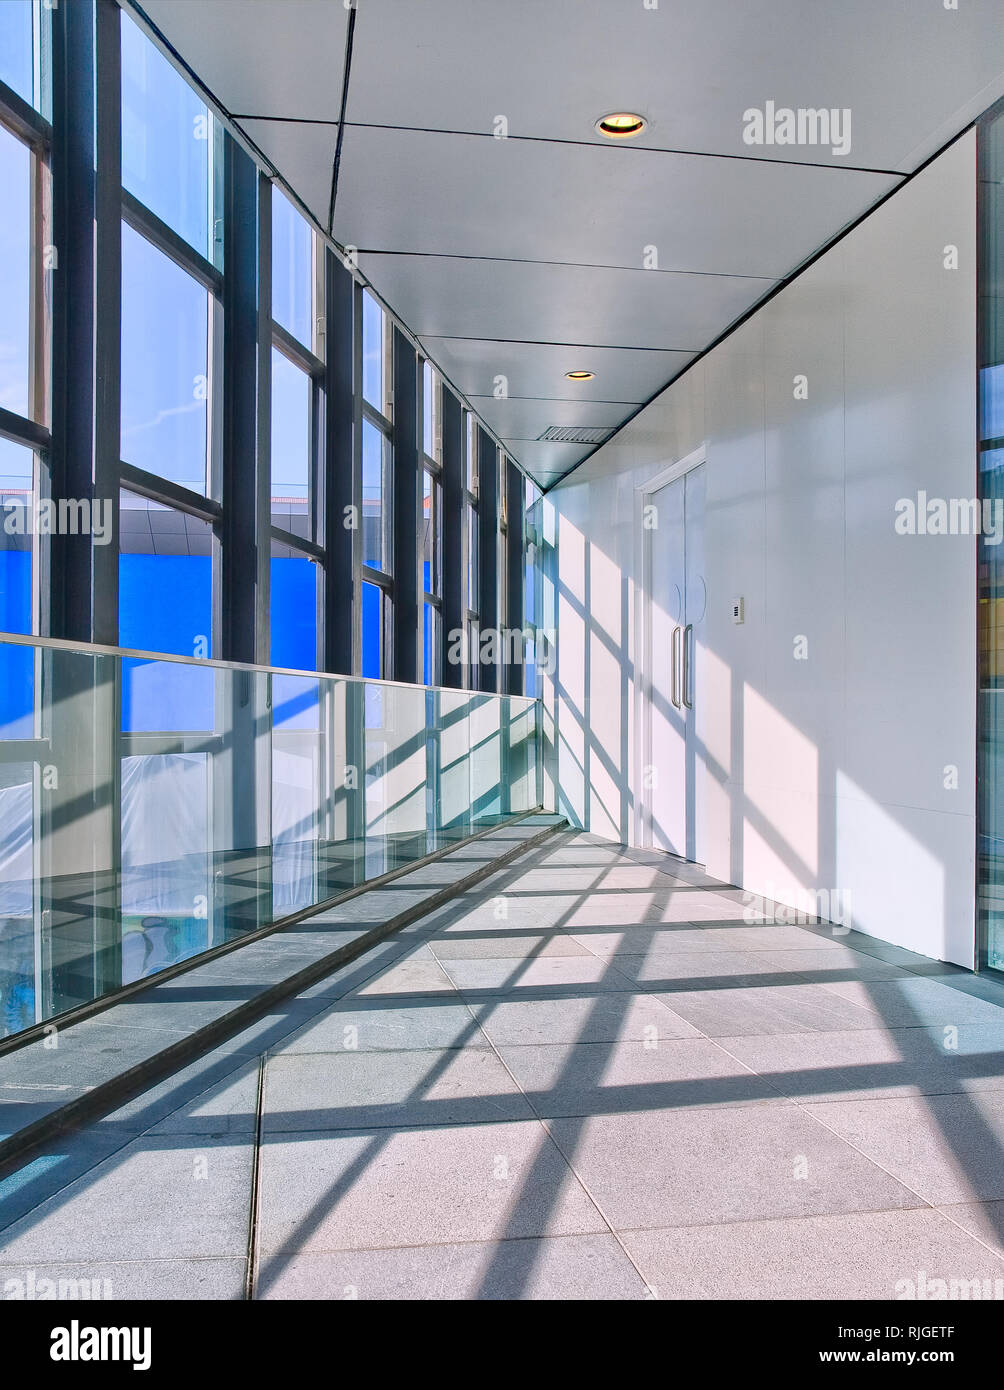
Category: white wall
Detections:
[{"x1": 545, "y1": 131, "x2": 978, "y2": 968}]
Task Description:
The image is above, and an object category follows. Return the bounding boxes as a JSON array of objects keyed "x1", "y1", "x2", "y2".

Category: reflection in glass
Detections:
[
  {"x1": 270, "y1": 537, "x2": 317, "y2": 672},
  {"x1": 362, "y1": 580, "x2": 383, "y2": 679},
  {"x1": 119, "y1": 490, "x2": 214, "y2": 731},
  {"x1": 121, "y1": 754, "x2": 210, "y2": 983},
  {"x1": 423, "y1": 361, "x2": 437, "y2": 458},
  {"x1": 423, "y1": 601, "x2": 439, "y2": 686},
  {"x1": 272, "y1": 186, "x2": 313, "y2": 348},
  {"x1": 270, "y1": 346, "x2": 310, "y2": 537},
  {"x1": 272, "y1": 673, "x2": 320, "y2": 913},
  {"x1": 0, "y1": 1, "x2": 33, "y2": 108},
  {"x1": 0, "y1": 632, "x2": 540, "y2": 1040},
  {"x1": 978, "y1": 107, "x2": 1004, "y2": 972},
  {"x1": 362, "y1": 289, "x2": 388, "y2": 415},
  {"x1": 0, "y1": 762, "x2": 33, "y2": 1037},
  {"x1": 0, "y1": 124, "x2": 31, "y2": 422},
  {"x1": 121, "y1": 224, "x2": 209, "y2": 492},
  {"x1": 0, "y1": 436, "x2": 34, "y2": 636},
  {"x1": 362, "y1": 419, "x2": 389, "y2": 571},
  {"x1": 121, "y1": 10, "x2": 211, "y2": 257}
]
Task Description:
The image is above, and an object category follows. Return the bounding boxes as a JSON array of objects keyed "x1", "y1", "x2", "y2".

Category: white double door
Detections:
[{"x1": 645, "y1": 462, "x2": 706, "y2": 862}]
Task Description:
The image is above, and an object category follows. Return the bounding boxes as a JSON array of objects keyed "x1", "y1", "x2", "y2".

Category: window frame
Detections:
[
  {"x1": 114, "y1": 20, "x2": 225, "y2": 652},
  {"x1": 358, "y1": 287, "x2": 394, "y2": 679},
  {"x1": 0, "y1": 42, "x2": 53, "y2": 641}
]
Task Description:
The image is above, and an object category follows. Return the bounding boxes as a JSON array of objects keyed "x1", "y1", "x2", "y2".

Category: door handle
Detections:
[
  {"x1": 682, "y1": 624, "x2": 693, "y2": 709},
  {"x1": 671, "y1": 625, "x2": 682, "y2": 709}
]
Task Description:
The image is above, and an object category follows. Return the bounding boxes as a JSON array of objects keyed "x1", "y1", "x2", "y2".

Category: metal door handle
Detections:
[
  {"x1": 682, "y1": 624, "x2": 693, "y2": 709},
  {"x1": 671, "y1": 626, "x2": 682, "y2": 709}
]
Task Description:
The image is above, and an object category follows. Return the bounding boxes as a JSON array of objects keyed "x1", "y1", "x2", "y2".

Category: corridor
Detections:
[{"x1": 2, "y1": 831, "x2": 1004, "y2": 1301}]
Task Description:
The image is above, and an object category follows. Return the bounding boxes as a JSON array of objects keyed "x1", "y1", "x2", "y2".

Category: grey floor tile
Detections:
[
  {"x1": 497, "y1": 1038, "x2": 789, "y2": 1117},
  {"x1": 345, "y1": 958, "x2": 458, "y2": 999},
  {"x1": 545, "y1": 1105, "x2": 919, "y2": 1230},
  {"x1": 718, "y1": 1026, "x2": 1004, "y2": 1103},
  {"x1": 443, "y1": 955, "x2": 637, "y2": 996},
  {"x1": 255, "y1": 1120, "x2": 607, "y2": 1254},
  {"x1": 256, "y1": 1232, "x2": 647, "y2": 1300},
  {"x1": 614, "y1": 950, "x2": 796, "y2": 990},
  {"x1": 935, "y1": 1201, "x2": 1004, "y2": 1257},
  {"x1": 273, "y1": 1001, "x2": 487, "y2": 1055},
  {"x1": 0, "y1": 1257, "x2": 246, "y2": 1300},
  {"x1": 752, "y1": 947, "x2": 910, "y2": 982},
  {"x1": 618, "y1": 926, "x2": 850, "y2": 954},
  {"x1": 262, "y1": 1047, "x2": 533, "y2": 1132},
  {"x1": 815, "y1": 977, "x2": 1004, "y2": 1027},
  {"x1": 0, "y1": 1135, "x2": 254, "y2": 1263},
  {"x1": 621, "y1": 1208, "x2": 1004, "y2": 1300},
  {"x1": 569, "y1": 926, "x2": 753, "y2": 956},
  {"x1": 428, "y1": 934, "x2": 593, "y2": 960},
  {"x1": 656, "y1": 983, "x2": 880, "y2": 1038},
  {"x1": 469, "y1": 993, "x2": 701, "y2": 1047},
  {"x1": 805, "y1": 1091, "x2": 1004, "y2": 1205}
]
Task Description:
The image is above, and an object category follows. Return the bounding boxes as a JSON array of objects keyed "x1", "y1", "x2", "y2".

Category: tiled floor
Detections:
[{"x1": 2, "y1": 830, "x2": 1004, "y2": 1300}]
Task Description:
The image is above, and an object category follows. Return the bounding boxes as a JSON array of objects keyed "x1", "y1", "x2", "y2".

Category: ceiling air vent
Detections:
[{"x1": 537, "y1": 425, "x2": 614, "y2": 445}]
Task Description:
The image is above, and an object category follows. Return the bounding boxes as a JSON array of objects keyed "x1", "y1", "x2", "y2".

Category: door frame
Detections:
[{"x1": 633, "y1": 443, "x2": 707, "y2": 851}]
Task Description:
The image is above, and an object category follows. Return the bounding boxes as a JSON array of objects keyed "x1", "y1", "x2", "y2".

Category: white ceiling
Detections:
[{"x1": 138, "y1": 0, "x2": 1004, "y2": 487}]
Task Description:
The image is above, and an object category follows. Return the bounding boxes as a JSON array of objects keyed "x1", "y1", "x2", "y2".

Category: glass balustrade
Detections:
[{"x1": 0, "y1": 634, "x2": 541, "y2": 1040}]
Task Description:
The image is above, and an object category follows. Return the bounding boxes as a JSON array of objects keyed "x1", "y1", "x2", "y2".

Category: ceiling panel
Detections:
[
  {"x1": 237, "y1": 119, "x2": 337, "y2": 226},
  {"x1": 360, "y1": 254, "x2": 771, "y2": 351},
  {"x1": 502, "y1": 441, "x2": 591, "y2": 481},
  {"x1": 335, "y1": 126, "x2": 900, "y2": 279},
  {"x1": 140, "y1": 0, "x2": 350, "y2": 119},
  {"x1": 348, "y1": 0, "x2": 1004, "y2": 172},
  {"x1": 419, "y1": 337, "x2": 692, "y2": 406},
  {"x1": 139, "y1": 0, "x2": 1004, "y2": 489},
  {"x1": 472, "y1": 397, "x2": 626, "y2": 443}
]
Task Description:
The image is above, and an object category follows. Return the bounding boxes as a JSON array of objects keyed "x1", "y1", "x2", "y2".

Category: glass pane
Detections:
[
  {"x1": 362, "y1": 289, "x2": 388, "y2": 415},
  {"x1": 0, "y1": 758, "x2": 34, "y2": 1036},
  {"x1": 0, "y1": 124, "x2": 31, "y2": 422},
  {"x1": 422, "y1": 469, "x2": 439, "y2": 596},
  {"x1": 119, "y1": 489, "x2": 213, "y2": 659},
  {"x1": 272, "y1": 670, "x2": 321, "y2": 916},
  {"x1": 270, "y1": 346, "x2": 310, "y2": 537},
  {"x1": 361, "y1": 580, "x2": 383, "y2": 679},
  {"x1": 467, "y1": 501, "x2": 479, "y2": 611},
  {"x1": 121, "y1": 11, "x2": 211, "y2": 257},
  {"x1": 423, "y1": 360, "x2": 437, "y2": 457},
  {"x1": 466, "y1": 412, "x2": 478, "y2": 493},
  {"x1": 270, "y1": 537, "x2": 318, "y2": 671},
  {"x1": 362, "y1": 418, "x2": 390, "y2": 571},
  {"x1": 0, "y1": 0, "x2": 33, "y2": 107},
  {"x1": 468, "y1": 619, "x2": 480, "y2": 690},
  {"x1": 0, "y1": 632, "x2": 540, "y2": 1042},
  {"x1": 121, "y1": 752, "x2": 211, "y2": 982},
  {"x1": 0, "y1": 436, "x2": 34, "y2": 635},
  {"x1": 121, "y1": 224, "x2": 209, "y2": 493},
  {"x1": 980, "y1": 107, "x2": 1004, "y2": 973},
  {"x1": 423, "y1": 601, "x2": 439, "y2": 686},
  {"x1": 272, "y1": 186, "x2": 313, "y2": 348}
]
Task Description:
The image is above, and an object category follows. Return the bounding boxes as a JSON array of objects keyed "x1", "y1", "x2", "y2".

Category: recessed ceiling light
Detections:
[
  {"x1": 565, "y1": 370, "x2": 595, "y2": 381},
  {"x1": 595, "y1": 112, "x2": 646, "y2": 139}
]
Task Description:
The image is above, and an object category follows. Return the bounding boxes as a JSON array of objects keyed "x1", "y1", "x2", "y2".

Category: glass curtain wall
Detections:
[
  {"x1": 979, "y1": 101, "x2": 1004, "y2": 973},
  {"x1": 0, "y1": 2, "x2": 542, "y2": 1038},
  {"x1": 0, "y1": 1, "x2": 49, "y2": 1037}
]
